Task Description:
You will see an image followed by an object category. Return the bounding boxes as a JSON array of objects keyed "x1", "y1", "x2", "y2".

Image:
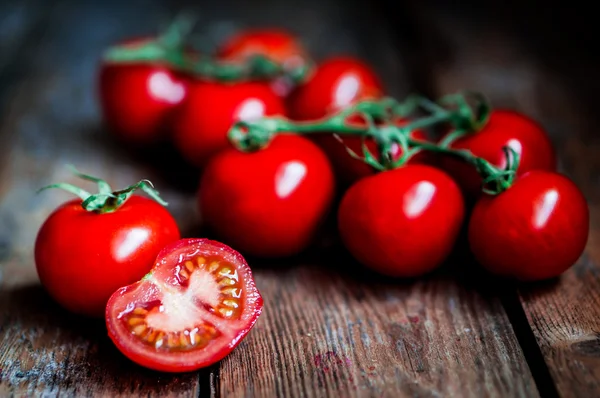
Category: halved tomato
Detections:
[{"x1": 105, "y1": 238, "x2": 263, "y2": 372}]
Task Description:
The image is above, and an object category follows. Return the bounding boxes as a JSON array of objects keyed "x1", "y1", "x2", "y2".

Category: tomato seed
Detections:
[{"x1": 184, "y1": 260, "x2": 195, "y2": 272}]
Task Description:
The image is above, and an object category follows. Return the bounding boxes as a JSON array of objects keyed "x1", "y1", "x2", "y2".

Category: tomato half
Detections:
[
  {"x1": 338, "y1": 165, "x2": 465, "y2": 277},
  {"x1": 171, "y1": 80, "x2": 286, "y2": 167},
  {"x1": 217, "y1": 28, "x2": 308, "y2": 70},
  {"x1": 99, "y1": 53, "x2": 188, "y2": 144},
  {"x1": 106, "y1": 238, "x2": 263, "y2": 372},
  {"x1": 440, "y1": 109, "x2": 556, "y2": 198},
  {"x1": 287, "y1": 56, "x2": 384, "y2": 121},
  {"x1": 35, "y1": 196, "x2": 180, "y2": 317},
  {"x1": 198, "y1": 134, "x2": 335, "y2": 257},
  {"x1": 468, "y1": 170, "x2": 589, "y2": 281}
]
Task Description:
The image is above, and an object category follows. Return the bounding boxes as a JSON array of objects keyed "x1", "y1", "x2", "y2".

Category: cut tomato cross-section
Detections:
[{"x1": 105, "y1": 238, "x2": 263, "y2": 372}]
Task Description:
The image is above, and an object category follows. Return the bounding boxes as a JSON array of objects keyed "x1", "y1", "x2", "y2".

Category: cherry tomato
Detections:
[
  {"x1": 171, "y1": 80, "x2": 286, "y2": 167},
  {"x1": 99, "y1": 41, "x2": 188, "y2": 144},
  {"x1": 338, "y1": 165, "x2": 465, "y2": 277},
  {"x1": 217, "y1": 28, "x2": 307, "y2": 70},
  {"x1": 198, "y1": 134, "x2": 335, "y2": 257},
  {"x1": 106, "y1": 238, "x2": 263, "y2": 372},
  {"x1": 313, "y1": 120, "x2": 432, "y2": 185},
  {"x1": 287, "y1": 56, "x2": 384, "y2": 121},
  {"x1": 440, "y1": 109, "x2": 556, "y2": 198},
  {"x1": 35, "y1": 196, "x2": 180, "y2": 317},
  {"x1": 468, "y1": 171, "x2": 588, "y2": 281}
]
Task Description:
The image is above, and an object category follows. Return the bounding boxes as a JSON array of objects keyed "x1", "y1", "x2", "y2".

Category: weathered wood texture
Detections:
[{"x1": 408, "y1": 2, "x2": 600, "y2": 397}]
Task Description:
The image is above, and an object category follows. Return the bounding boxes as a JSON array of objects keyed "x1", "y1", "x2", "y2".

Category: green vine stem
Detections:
[
  {"x1": 102, "y1": 14, "x2": 311, "y2": 83},
  {"x1": 227, "y1": 91, "x2": 518, "y2": 195},
  {"x1": 38, "y1": 166, "x2": 168, "y2": 213}
]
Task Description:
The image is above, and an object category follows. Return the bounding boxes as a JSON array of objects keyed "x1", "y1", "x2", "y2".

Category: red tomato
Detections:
[
  {"x1": 217, "y1": 28, "x2": 308, "y2": 69},
  {"x1": 338, "y1": 165, "x2": 465, "y2": 277},
  {"x1": 287, "y1": 56, "x2": 384, "y2": 121},
  {"x1": 35, "y1": 196, "x2": 180, "y2": 317},
  {"x1": 198, "y1": 134, "x2": 335, "y2": 257},
  {"x1": 440, "y1": 109, "x2": 556, "y2": 198},
  {"x1": 99, "y1": 58, "x2": 188, "y2": 144},
  {"x1": 106, "y1": 238, "x2": 263, "y2": 372},
  {"x1": 171, "y1": 80, "x2": 286, "y2": 168},
  {"x1": 313, "y1": 121, "x2": 432, "y2": 185},
  {"x1": 468, "y1": 171, "x2": 588, "y2": 281}
]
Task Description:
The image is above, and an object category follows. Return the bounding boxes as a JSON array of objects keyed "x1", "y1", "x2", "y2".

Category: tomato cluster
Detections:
[{"x1": 33, "y1": 25, "x2": 589, "y2": 374}]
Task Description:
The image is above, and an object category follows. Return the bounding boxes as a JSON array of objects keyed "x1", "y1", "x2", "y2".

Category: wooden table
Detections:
[{"x1": 1, "y1": 1, "x2": 598, "y2": 396}]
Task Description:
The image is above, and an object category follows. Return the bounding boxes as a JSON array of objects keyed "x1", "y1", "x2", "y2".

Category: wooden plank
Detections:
[
  {"x1": 407, "y1": 2, "x2": 600, "y2": 396},
  {"x1": 215, "y1": 1, "x2": 537, "y2": 397},
  {"x1": 0, "y1": 1, "x2": 202, "y2": 396}
]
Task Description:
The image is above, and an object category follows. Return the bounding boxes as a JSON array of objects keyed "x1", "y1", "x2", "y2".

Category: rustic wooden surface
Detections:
[{"x1": 0, "y1": 0, "x2": 596, "y2": 397}]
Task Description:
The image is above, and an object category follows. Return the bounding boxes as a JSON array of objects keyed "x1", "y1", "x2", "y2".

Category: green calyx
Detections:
[
  {"x1": 227, "y1": 90, "x2": 518, "y2": 195},
  {"x1": 38, "y1": 166, "x2": 168, "y2": 214},
  {"x1": 103, "y1": 13, "x2": 311, "y2": 84}
]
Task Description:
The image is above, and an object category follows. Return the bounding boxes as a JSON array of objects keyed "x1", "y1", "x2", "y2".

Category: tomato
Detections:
[
  {"x1": 198, "y1": 134, "x2": 335, "y2": 257},
  {"x1": 338, "y1": 165, "x2": 465, "y2": 277},
  {"x1": 440, "y1": 109, "x2": 556, "y2": 198},
  {"x1": 171, "y1": 80, "x2": 286, "y2": 167},
  {"x1": 468, "y1": 171, "x2": 588, "y2": 281},
  {"x1": 287, "y1": 56, "x2": 384, "y2": 121},
  {"x1": 106, "y1": 238, "x2": 263, "y2": 372},
  {"x1": 217, "y1": 28, "x2": 307, "y2": 70},
  {"x1": 35, "y1": 195, "x2": 180, "y2": 317},
  {"x1": 313, "y1": 122, "x2": 432, "y2": 185},
  {"x1": 99, "y1": 47, "x2": 188, "y2": 144}
]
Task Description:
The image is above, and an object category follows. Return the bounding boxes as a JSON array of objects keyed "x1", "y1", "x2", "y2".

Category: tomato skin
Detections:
[
  {"x1": 106, "y1": 238, "x2": 263, "y2": 372},
  {"x1": 338, "y1": 165, "x2": 465, "y2": 277},
  {"x1": 440, "y1": 109, "x2": 556, "y2": 198},
  {"x1": 217, "y1": 28, "x2": 307, "y2": 68},
  {"x1": 198, "y1": 134, "x2": 335, "y2": 257},
  {"x1": 171, "y1": 80, "x2": 286, "y2": 168},
  {"x1": 287, "y1": 56, "x2": 384, "y2": 121},
  {"x1": 34, "y1": 195, "x2": 180, "y2": 317},
  {"x1": 468, "y1": 171, "x2": 589, "y2": 281},
  {"x1": 99, "y1": 62, "x2": 188, "y2": 144}
]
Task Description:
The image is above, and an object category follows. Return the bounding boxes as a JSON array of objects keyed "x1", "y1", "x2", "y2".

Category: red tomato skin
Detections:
[
  {"x1": 287, "y1": 56, "x2": 384, "y2": 121},
  {"x1": 171, "y1": 80, "x2": 286, "y2": 167},
  {"x1": 468, "y1": 171, "x2": 589, "y2": 281},
  {"x1": 106, "y1": 238, "x2": 263, "y2": 372},
  {"x1": 338, "y1": 165, "x2": 465, "y2": 277},
  {"x1": 440, "y1": 109, "x2": 556, "y2": 198},
  {"x1": 99, "y1": 62, "x2": 188, "y2": 144},
  {"x1": 199, "y1": 134, "x2": 335, "y2": 257},
  {"x1": 314, "y1": 127, "x2": 433, "y2": 185},
  {"x1": 217, "y1": 28, "x2": 307, "y2": 67},
  {"x1": 34, "y1": 196, "x2": 180, "y2": 317}
]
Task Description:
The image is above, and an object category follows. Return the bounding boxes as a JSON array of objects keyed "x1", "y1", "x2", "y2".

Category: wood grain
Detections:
[{"x1": 408, "y1": 2, "x2": 600, "y2": 396}]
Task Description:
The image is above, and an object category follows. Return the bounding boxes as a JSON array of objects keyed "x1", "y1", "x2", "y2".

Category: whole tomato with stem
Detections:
[
  {"x1": 440, "y1": 109, "x2": 556, "y2": 198},
  {"x1": 338, "y1": 164, "x2": 465, "y2": 277},
  {"x1": 106, "y1": 238, "x2": 263, "y2": 372},
  {"x1": 217, "y1": 28, "x2": 308, "y2": 71},
  {"x1": 99, "y1": 38, "x2": 189, "y2": 145},
  {"x1": 172, "y1": 80, "x2": 286, "y2": 168},
  {"x1": 198, "y1": 134, "x2": 335, "y2": 257},
  {"x1": 469, "y1": 170, "x2": 589, "y2": 281},
  {"x1": 34, "y1": 168, "x2": 180, "y2": 317}
]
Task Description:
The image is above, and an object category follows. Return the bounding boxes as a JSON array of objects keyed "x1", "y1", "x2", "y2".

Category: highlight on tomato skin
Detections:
[{"x1": 105, "y1": 238, "x2": 263, "y2": 373}]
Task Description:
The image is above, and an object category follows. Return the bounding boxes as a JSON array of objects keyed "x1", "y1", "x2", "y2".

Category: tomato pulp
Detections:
[
  {"x1": 106, "y1": 238, "x2": 263, "y2": 372},
  {"x1": 469, "y1": 170, "x2": 589, "y2": 281},
  {"x1": 198, "y1": 134, "x2": 335, "y2": 257},
  {"x1": 35, "y1": 196, "x2": 180, "y2": 317},
  {"x1": 171, "y1": 80, "x2": 286, "y2": 168},
  {"x1": 338, "y1": 165, "x2": 465, "y2": 277}
]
